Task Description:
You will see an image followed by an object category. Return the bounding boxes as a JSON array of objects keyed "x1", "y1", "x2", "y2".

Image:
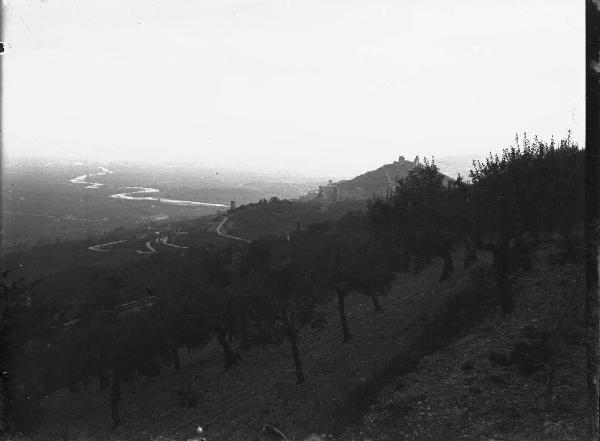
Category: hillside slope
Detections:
[
  {"x1": 342, "y1": 245, "x2": 586, "y2": 441},
  {"x1": 33, "y1": 242, "x2": 585, "y2": 441},
  {"x1": 335, "y1": 157, "x2": 453, "y2": 200},
  {"x1": 225, "y1": 199, "x2": 365, "y2": 241},
  {"x1": 38, "y1": 254, "x2": 467, "y2": 440}
]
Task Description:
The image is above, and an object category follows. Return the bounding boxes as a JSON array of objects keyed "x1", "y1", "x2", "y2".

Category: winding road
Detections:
[
  {"x1": 88, "y1": 240, "x2": 127, "y2": 252},
  {"x1": 88, "y1": 216, "x2": 248, "y2": 254},
  {"x1": 215, "y1": 216, "x2": 251, "y2": 243},
  {"x1": 159, "y1": 236, "x2": 189, "y2": 249},
  {"x1": 136, "y1": 239, "x2": 158, "y2": 255},
  {"x1": 89, "y1": 235, "x2": 189, "y2": 254}
]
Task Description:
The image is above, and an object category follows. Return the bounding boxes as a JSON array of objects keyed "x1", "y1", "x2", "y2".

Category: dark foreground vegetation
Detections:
[{"x1": 0, "y1": 134, "x2": 587, "y2": 440}]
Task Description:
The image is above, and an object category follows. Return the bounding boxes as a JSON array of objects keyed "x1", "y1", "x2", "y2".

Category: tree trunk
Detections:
[
  {"x1": 110, "y1": 373, "x2": 121, "y2": 428},
  {"x1": 370, "y1": 294, "x2": 382, "y2": 312},
  {"x1": 0, "y1": 372, "x2": 10, "y2": 435},
  {"x1": 439, "y1": 249, "x2": 454, "y2": 281},
  {"x1": 286, "y1": 325, "x2": 304, "y2": 383},
  {"x1": 217, "y1": 329, "x2": 240, "y2": 370},
  {"x1": 337, "y1": 290, "x2": 352, "y2": 342},
  {"x1": 515, "y1": 235, "x2": 532, "y2": 271},
  {"x1": 82, "y1": 376, "x2": 92, "y2": 392},
  {"x1": 413, "y1": 256, "x2": 426, "y2": 274},
  {"x1": 561, "y1": 230, "x2": 577, "y2": 262},
  {"x1": 586, "y1": 2, "x2": 600, "y2": 439},
  {"x1": 171, "y1": 344, "x2": 181, "y2": 371},
  {"x1": 492, "y1": 244, "x2": 513, "y2": 315},
  {"x1": 239, "y1": 313, "x2": 250, "y2": 350},
  {"x1": 464, "y1": 239, "x2": 478, "y2": 268},
  {"x1": 99, "y1": 372, "x2": 109, "y2": 391},
  {"x1": 69, "y1": 383, "x2": 80, "y2": 395},
  {"x1": 546, "y1": 339, "x2": 561, "y2": 399}
]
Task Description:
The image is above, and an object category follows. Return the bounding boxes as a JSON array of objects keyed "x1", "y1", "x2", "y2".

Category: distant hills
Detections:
[
  {"x1": 338, "y1": 156, "x2": 421, "y2": 198},
  {"x1": 311, "y1": 155, "x2": 459, "y2": 201}
]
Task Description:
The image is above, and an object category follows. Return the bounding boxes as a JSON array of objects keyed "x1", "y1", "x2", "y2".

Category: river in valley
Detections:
[{"x1": 69, "y1": 167, "x2": 228, "y2": 208}]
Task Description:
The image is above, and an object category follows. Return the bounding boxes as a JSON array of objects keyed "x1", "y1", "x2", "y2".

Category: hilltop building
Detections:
[
  {"x1": 315, "y1": 180, "x2": 339, "y2": 202},
  {"x1": 302, "y1": 154, "x2": 454, "y2": 202}
]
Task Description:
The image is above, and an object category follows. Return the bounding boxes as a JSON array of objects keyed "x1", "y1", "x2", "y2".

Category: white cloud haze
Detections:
[{"x1": 3, "y1": 0, "x2": 584, "y2": 178}]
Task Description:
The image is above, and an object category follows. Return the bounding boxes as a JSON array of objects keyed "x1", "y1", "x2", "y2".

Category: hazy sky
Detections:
[{"x1": 3, "y1": 0, "x2": 584, "y2": 178}]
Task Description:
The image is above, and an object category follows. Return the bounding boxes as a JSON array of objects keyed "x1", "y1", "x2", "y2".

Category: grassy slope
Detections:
[
  {"x1": 14, "y1": 196, "x2": 586, "y2": 441},
  {"x1": 342, "y1": 245, "x2": 586, "y2": 441},
  {"x1": 227, "y1": 200, "x2": 365, "y2": 241},
  {"x1": 335, "y1": 160, "x2": 452, "y2": 199},
  {"x1": 34, "y1": 244, "x2": 586, "y2": 441},
  {"x1": 37, "y1": 257, "x2": 461, "y2": 441},
  {"x1": 336, "y1": 161, "x2": 414, "y2": 196}
]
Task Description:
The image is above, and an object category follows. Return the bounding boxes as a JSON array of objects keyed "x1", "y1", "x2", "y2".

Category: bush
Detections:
[
  {"x1": 489, "y1": 351, "x2": 511, "y2": 367},
  {"x1": 437, "y1": 263, "x2": 494, "y2": 341},
  {"x1": 330, "y1": 377, "x2": 380, "y2": 428},
  {"x1": 461, "y1": 360, "x2": 476, "y2": 372},
  {"x1": 509, "y1": 339, "x2": 553, "y2": 376}
]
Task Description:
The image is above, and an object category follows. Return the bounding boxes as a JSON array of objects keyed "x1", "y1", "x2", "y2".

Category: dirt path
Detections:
[{"x1": 384, "y1": 169, "x2": 395, "y2": 186}]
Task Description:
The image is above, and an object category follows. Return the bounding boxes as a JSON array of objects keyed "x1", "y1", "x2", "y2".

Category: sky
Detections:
[{"x1": 2, "y1": 0, "x2": 584, "y2": 178}]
